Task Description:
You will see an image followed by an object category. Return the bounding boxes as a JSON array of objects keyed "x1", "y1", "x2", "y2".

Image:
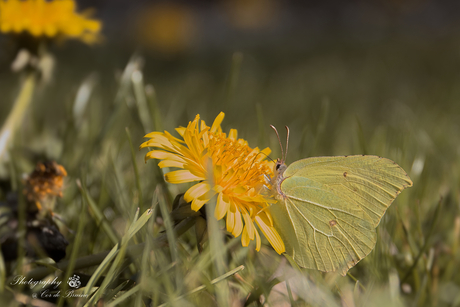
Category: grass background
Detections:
[{"x1": 1, "y1": 1, "x2": 460, "y2": 306}]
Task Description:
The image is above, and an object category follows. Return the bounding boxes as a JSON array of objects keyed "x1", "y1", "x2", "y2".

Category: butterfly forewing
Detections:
[
  {"x1": 270, "y1": 155, "x2": 412, "y2": 275},
  {"x1": 284, "y1": 155, "x2": 413, "y2": 227}
]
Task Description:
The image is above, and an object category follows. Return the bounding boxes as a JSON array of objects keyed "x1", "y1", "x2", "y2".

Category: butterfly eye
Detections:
[{"x1": 275, "y1": 163, "x2": 281, "y2": 170}]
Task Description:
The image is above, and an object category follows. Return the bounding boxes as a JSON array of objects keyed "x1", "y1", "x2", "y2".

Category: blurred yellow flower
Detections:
[
  {"x1": 140, "y1": 112, "x2": 285, "y2": 254},
  {"x1": 0, "y1": 0, "x2": 101, "y2": 44},
  {"x1": 135, "y1": 3, "x2": 195, "y2": 54},
  {"x1": 223, "y1": 0, "x2": 278, "y2": 30}
]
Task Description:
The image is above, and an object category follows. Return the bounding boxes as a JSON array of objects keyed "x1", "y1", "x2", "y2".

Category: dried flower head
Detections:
[{"x1": 24, "y1": 161, "x2": 67, "y2": 211}]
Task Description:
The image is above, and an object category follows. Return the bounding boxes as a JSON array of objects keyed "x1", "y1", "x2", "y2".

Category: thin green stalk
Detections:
[
  {"x1": 106, "y1": 284, "x2": 141, "y2": 307},
  {"x1": 224, "y1": 52, "x2": 243, "y2": 104},
  {"x1": 285, "y1": 280, "x2": 295, "y2": 305},
  {"x1": 355, "y1": 116, "x2": 368, "y2": 156},
  {"x1": 57, "y1": 196, "x2": 87, "y2": 307},
  {"x1": 84, "y1": 208, "x2": 150, "y2": 305},
  {"x1": 256, "y1": 103, "x2": 267, "y2": 148},
  {"x1": 135, "y1": 219, "x2": 153, "y2": 307},
  {"x1": 158, "y1": 265, "x2": 245, "y2": 307},
  {"x1": 0, "y1": 249, "x2": 5, "y2": 291},
  {"x1": 12, "y1": 158, "x2": 26, "y2": 277},
  {"x1": 0, "y1": 72, "x2": 36, "y2": 161},
  {"x1": 126, "y1": 127, "x2": 143, "y2": 212},
  {"x1": 347, "y1": 272, "x2": 366, "y2": 291},
  {"x1": 145, "y1": 85, "x2": 162, "y2": 132},
  {"x1": 205, "y1": 168, "x2": 229, "y2": 307},
  {"x1": 131, "y1": 69, "x2": 152, "y2": 132},
  {"x1": 80, "y1": 180, "x2": 119, "y2": 246},
  {"x1": 401, "y1": 198, "x2": 442, "y2": 283},
  {"x1": 157, "y1": 187, "x2": 182, "y2": 298}
]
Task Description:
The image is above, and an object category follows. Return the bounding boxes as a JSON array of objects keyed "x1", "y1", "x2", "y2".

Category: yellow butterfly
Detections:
[{"x1": 269, "y1": 126, "x2": 412, "y2": 275}]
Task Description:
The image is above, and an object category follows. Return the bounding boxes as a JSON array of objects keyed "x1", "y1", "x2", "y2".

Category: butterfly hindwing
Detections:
[{"x1": 270, "y1": 176, "x2": 376, "y2": 275}]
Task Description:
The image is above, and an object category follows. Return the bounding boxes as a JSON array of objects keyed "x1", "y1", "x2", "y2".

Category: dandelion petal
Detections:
[
  {"x1": 185, "y1": 182, "x2": 210, "y2": 203},
  {"x1": 165, "y1": 170, "x2": 201, "y2": 183},
  {"x1": 255, "y1": 215, "x2": 285, "y2": 254},
  {"x1": 210, "y1": 112, "x2": 225, "y2": 133},
  {"x1": 215, "y1": 193, "x2": 230, "y2": 220}
]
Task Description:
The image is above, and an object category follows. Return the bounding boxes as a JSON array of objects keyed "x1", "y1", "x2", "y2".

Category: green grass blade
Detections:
[
  {"x1": 401, "y1": 198, "x2": 442, "y2": 283},
  {"x1": 79, "y1": 180, "x2": 119, "y2": 246},
  {"x1": 158, "y1": 265, "x2": 245, "y2": 307},
  {"x1": 84, "y1": 207, "x2": 153, "y2": 305},
  {"x1": 145, "y1": 84, "x2": 163, "y2": 132},
  {"x1": 204, "y1": 181, "x2": 229, "y2": 307},
  {"x1": 131, "y1": 69, "x2": 152, "y2": 132},
  {"x1": 157, "y1": 186, "x2": 183, "y2": 299},
  {"x1": 0, "y1": 72, "x2": 36, "y2": 161},
  {"x1": 106, "y1": 284, "x2": 141, "y2": 307},
  {"x1": 57, "y1": 194, "x2": 88, "y2": 307},
  {"x1": 224, "y1": 52, "x2": 243, "y2": 104},
  {"x1": 125, "y1": 127, "x2": 143, "y2": 212},
  {"x1": 0, "y1": 246, "x2": 5, "y2": 291}
]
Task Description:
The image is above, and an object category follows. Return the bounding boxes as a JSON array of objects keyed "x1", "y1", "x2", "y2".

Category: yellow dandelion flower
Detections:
[
  {"x1": 140, "y1": 112, "x2": 285, "y2": 254},
  {"x1": 0, "y1": 0, "x2": 101, "y2": 44}
]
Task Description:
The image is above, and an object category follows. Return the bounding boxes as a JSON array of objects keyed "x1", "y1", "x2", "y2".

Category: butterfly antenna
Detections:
[
  {"x1": 254, "y1": 150, "x2": 275, "y2": 163},
  {"x1": 285, "y1": 126, "x2": 290, "y2": 162},
  {"x1": 270, "y1": 125, "x2": 284, "y2": 162}
]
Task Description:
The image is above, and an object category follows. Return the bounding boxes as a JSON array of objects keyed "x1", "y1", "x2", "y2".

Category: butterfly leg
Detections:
[{"x1": 264, "y1": 174, "x2": 272, "y2": 184}]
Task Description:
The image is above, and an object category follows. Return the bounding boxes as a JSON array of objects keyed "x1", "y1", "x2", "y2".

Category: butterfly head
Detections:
[
  {"x1": 274, "y1": 158, "x2": 287, "y2": 177},
  {"x1": 270, "y1": 124, "x2": 290, "y2": 181}
]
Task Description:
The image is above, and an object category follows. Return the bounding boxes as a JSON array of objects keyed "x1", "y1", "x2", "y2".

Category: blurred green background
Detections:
[
  {"x1": 2, "y1": 0, "x2": 460, "y2": 155},
  {"x1": 1, "y1": 0, "x2": 460, "y2": 306}
]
